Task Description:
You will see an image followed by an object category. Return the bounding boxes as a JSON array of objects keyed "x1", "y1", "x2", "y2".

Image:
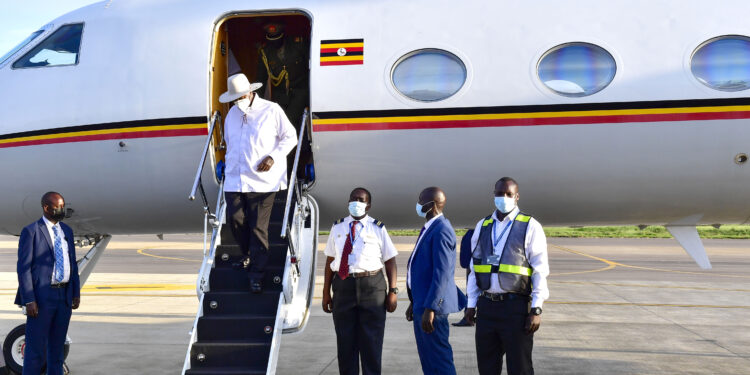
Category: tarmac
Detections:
[{"x1": 1, "y1": 234, "x2": 749, "y2": 374}]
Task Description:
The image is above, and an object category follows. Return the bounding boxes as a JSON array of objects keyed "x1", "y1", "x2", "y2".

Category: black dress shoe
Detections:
[
  {"x1": 452, "y1": 317, "x2": 474, "y2": 327},
  {"x1": 250, "y1": 280, "x2": 262, "y2": 294}
]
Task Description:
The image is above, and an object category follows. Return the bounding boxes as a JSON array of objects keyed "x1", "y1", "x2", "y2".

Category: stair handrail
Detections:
[
  {"x1": 189, "y1": 110, "x2": 221, "y2": 204},
  {"x1": 195, "y1": 179, "x2": 225, "y2": 298},
  {"x1": 280, "y1": 107, "x2": 308, "y2": 240}
]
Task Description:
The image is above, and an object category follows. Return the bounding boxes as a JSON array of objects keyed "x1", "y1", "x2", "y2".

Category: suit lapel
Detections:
[
  {"x1": 37, "y1": 218, "x2": 54, "y2": 252},
  {"x1": 416, "y1": 216, "x2": 443, "y2": 258}
]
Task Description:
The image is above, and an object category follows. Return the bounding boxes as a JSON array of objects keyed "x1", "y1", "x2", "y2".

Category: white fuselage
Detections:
[{"x1": 1, "y1": 0, "x2": 749, "y2": 235}]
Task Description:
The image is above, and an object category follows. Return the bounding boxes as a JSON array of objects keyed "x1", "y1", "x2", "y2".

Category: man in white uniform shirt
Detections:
[
  {"x1": 322, "y1": 187, "x2": 398, "y2": 375},
  {"x1": 464, "y1": 177, "x2": 549, "y2": 375},
  {"x1": 219, "y1": 73, "x2": 297, "y2": 293}
]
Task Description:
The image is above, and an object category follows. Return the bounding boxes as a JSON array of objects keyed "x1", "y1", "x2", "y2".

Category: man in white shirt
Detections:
[
  {"x1": 219, "y1": 73, "x2": 297, "y2": 293},
  {"x1": 464, "y1": 177, "x2": 550, "y2": 375},
  {"x1": 322, "y1": 187, "x2": 398, "y2": 375}
]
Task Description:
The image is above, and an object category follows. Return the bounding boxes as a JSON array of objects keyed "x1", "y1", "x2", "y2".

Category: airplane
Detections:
[{"x1": 2, "y1": 0, "x2": 750, "y2": 373}]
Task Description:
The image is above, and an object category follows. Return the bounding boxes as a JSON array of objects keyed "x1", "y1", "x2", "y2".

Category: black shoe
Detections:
[
  {"x1": 232, "y1": 256, "x2": 251, "y2": 270},
  {"x1": 452, "y1": 317, "x2": 474, "y2": 327},
  {"x1": 250, "y1": 279, "x2": 262, "y2": 294}
]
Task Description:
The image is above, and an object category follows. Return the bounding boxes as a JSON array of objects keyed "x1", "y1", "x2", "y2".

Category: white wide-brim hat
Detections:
[{"x1": 219, "y1": 73, "x2": 263, "y2": 103}]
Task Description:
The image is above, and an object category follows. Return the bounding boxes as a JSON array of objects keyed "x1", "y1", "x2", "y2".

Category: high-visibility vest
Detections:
[{"x1": 472, "y1": 212, "x2": 533, "y2": 295}]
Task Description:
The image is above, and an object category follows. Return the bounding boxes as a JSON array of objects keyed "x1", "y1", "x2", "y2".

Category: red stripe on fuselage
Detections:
[
  {"x1": 0, "y1": 128, "x2": 208, "y2": 149},
  {"x1": 312, "y1": 111, "x2": 750, "y2": 132}
]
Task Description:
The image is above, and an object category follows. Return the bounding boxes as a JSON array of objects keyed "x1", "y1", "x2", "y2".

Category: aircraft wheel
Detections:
[
  {"x1": 2, "y1": 324, "x2": 25, "y2": 375},
  {"x1": 2, "y1": 324, "x2": 70, "y2": 375}
]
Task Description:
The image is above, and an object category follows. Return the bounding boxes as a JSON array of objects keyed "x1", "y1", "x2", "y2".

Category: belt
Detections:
[
  {"x1": 481, "y1": 291, "x2": 529, "y2": 302},
  {"x1": 338, "y1": 269, "x2": 382, "y2": 279},
  {"x1": 50, "y1": 282, "x2": 68, "y2": 289}
]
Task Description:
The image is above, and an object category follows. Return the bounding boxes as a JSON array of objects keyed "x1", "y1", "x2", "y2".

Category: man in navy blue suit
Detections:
[
  {"x1": 405, "y1": 187, "x2": 466, "y2": 375},
  {"x1": 15, "y1": 192, "x2": 80, "y2": 375}
]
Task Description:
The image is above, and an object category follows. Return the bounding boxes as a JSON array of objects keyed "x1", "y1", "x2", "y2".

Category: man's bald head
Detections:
[
  {"x1": 418, "y1": 186, "x2": 446, "y2": 218},
  {"x1": 41, "y1": 192, "x2": 63, "y2": 208}
]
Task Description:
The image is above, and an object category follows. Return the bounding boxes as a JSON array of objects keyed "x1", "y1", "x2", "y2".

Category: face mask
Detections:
[
  {"x1": 416, "y1": 201, "x2": 433, "y2": 218},
  {"x1": 494, "y1": 196, "x2": 516, "y2": 214},
  {"x1": 50, "y1": 207, "x2": 66, "y2": 222},
  {"x1": 348, "y1": 201, "x2": 367, "y2": 218},
  {"x1": 235, "y1": 98, "x2": 250, "y2": 112}
]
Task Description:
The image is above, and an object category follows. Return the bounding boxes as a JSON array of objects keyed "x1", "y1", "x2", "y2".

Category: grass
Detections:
[{"x1": 320, "y1": 225, "x2": 750, "y2": 239}]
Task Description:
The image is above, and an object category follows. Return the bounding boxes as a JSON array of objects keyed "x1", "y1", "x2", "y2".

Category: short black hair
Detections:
[
  {"x1": 41, "y1": 191, "x2": 63, "y2": 207},
  {"x1": 497, "y1": 177, "x2": 519, "y2": 190},
  {"x1": 350, "y1": 187, "x2": 372, "y2": 204}
]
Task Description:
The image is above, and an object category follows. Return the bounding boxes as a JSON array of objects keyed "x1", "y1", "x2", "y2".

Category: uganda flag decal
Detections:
[{"x1": 320, "y1": 39, "x2": 364, "y2": 66}]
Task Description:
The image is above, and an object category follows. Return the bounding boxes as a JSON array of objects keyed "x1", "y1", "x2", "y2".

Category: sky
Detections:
[{"x1": 0, "y1": 0, "x2": 100, "y2": 54}]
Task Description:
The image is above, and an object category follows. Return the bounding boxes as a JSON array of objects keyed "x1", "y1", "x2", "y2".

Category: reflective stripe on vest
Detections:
[{"x1": 473, "y1": 263, "x2": 532, "y2": 276}]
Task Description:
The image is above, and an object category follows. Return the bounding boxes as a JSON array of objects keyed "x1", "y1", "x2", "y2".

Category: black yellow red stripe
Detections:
[
  {"x1": 0, "y1": 116, "x2": 207, "y2": 149},
  {"x1": 320, "y1": 38, "x2": 364, "y2": 66},
  {"x1": 312, "y1": 98, "x2": 750, "y2": 132}
]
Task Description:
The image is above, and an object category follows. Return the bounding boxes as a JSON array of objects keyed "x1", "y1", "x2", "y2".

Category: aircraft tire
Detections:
[{"x1": 2, "y1": 324, "x2": 70, "y2": 375}]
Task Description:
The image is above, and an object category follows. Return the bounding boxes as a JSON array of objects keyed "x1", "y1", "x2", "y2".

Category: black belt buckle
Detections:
[
  {"x1": 483, "y1": 292, "x2": 507, "y2": 301},
  {"x1": 51, "y1": 282, "x2": 67, "y2": 289}
]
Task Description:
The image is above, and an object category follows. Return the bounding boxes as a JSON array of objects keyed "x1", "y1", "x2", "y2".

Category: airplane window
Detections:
[
  {"x1": 12, "y1": 23, "x2": 84, "y2": 69},
  {"x1": 0, "y1": 29, "x2": 44, "y2": 66},
  {"x1": 537, "y1": 43, "x2": 616, "y2": 97},
  {"x1": 691, "y1": 36, "x2": 750, "y2": 92},
  {"x1": 391, "y1": 49, "x2": 467, "y2": 102}
]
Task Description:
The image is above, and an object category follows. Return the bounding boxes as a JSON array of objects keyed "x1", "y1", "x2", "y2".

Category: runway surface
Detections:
[{"x1": 1, "y1": 234, "x2": 749, "y2": 374}]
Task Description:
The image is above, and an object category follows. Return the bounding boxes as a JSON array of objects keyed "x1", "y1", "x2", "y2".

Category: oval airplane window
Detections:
[
  {"x1": 691, "y1": 36, "x2": 750, "y2": 92},
  {"x1": 392, "y1": 49, "x2": 467, "y2": 102},
  {"x1": 537, "y1": 43, "x2": 616, "y2": 97}
]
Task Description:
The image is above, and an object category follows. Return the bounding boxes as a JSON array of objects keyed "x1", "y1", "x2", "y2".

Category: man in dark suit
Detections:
[
  {"x1": 15, "y1": 192, "x2": 80, "y2": 375},
  {"x1": 405, "y1": 187, "x2": 467, "y2": 375}
]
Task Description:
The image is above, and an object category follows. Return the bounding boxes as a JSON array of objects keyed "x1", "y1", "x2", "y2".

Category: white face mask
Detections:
[
  {"x1": 348, "y1": 201, "x2": 367, "y2": 218},
  {"x1": 416, "y1": 201, "x2": 433, "y2": 218},
  {"x1": 235, "y1": 97, "x2": 250, "y2": 112},
  {"x1": 494, "y1": 196, "x2": 516, "y2": 214}
]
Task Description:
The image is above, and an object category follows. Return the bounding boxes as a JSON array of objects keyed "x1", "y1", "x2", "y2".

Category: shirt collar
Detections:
[
  {"x1": 423, "y1": 213, "x2": 443, "y2": 230},
  {"x1": 346, "y1": 215, "x2": 369, "y2": 225},
  {"x1": 42, "y1": 216, "x2": 59, "y2": 230},
  {"x1": 492, "y1": 207, "x2": 519, "y2": 223}
]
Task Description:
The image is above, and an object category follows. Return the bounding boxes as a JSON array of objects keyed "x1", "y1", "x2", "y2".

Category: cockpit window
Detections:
[
  {"x1": 537, "y1": 43, "x2": 617, "y2": 97},
  {"x1": 0, "y1": 29, "x2": 44, "y2": 66},
  {"x1": 691, "y1": 35, "x2": 750, "y2": 92},
  {"x1": 12, "y1": 23, "x2": 84, "y2": 69},
  {"x1": 391, "y1": 49, "x2": 467, "y2": 102}
]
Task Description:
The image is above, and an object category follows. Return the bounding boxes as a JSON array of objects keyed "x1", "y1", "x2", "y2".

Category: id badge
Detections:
[{"x1": 486, "y1": 255, "x2": 500, "y2": 266}]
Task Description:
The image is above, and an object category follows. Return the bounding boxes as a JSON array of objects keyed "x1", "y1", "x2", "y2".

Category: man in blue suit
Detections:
[
  {"x1": 405, "y1": 187, "x2": 466, "y2": 375},
  {"x1": 15, "y1": 192, "x2": 80, "y2": 375}
]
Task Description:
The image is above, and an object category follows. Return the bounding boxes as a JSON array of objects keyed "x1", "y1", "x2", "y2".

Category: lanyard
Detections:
[{"x1": 493, "y1": 220, "x2": 513, "y2": 248}]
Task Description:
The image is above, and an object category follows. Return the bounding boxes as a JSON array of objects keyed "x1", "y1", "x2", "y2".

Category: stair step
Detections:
[
  {"x1": 186, "y1": 369, "x2": 266, "y2": 375},
  {"x1": 213, "y1": 244, "x2": 288, "y2": 268},
  {"x1": 202, "y1": 291, "x2": 282, "y2": 316},
  {"x1": 208, "y1": 267, "x2": 285, "y2": 292},
  {"x1": 197, "y1": 316, "x2": 277, "y2": 342},
  {"x1": 190, "y1": 342, "x2": 271, "y2": 369}
]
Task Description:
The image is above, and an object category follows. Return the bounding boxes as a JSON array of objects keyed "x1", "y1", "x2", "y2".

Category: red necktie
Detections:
[{"x1": 338, "y1": 221, "x2": 358, "y2": 279}]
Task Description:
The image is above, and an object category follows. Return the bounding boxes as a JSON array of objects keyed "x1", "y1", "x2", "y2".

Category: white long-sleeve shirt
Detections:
[
  {"x1": 43, "y1": 216, "x2": 70, "y2": 283},
  {"x1": 467, "y1": 207, "x2": 549, "y2": 309},
  {"x1": 223, "y1": 95, "x2": 298, "y2": 193}
]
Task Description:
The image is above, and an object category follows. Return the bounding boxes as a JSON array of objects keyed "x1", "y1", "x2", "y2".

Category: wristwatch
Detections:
[
  {"x1": 388, "y1": 287, "x2": 399, "y2": 295},
  {"x1": 530, "y1": 307, "x2": 542, "y2": 315}
]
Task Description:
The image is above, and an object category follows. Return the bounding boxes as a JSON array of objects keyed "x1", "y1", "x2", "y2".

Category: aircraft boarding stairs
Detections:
[{"x1": 183, "y1": 110, "x2": 317, "y2": 374}]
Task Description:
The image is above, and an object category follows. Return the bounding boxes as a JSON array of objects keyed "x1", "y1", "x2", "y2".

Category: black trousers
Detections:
[
  {"x1": 475, "y1": 296, "x2": 534, "y2": 375},
  {"x1": 225, "y1": 191, "x2": 276, "y2": 280},
  {"x1": 332, "y1": 273, "x2": 387, "y2": 375}
]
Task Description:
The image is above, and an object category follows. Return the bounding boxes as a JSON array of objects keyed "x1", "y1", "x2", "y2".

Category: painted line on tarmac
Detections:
[
  {"x1": 549, "y1": 244, "x2": 750, "y2": 279},
  {"x1": 550, "y1": 280, "x2": 750, "y2": 292},
  {"x1": 546, "y1": 301, "x2": 750, "y2": 309},
  {"x1": 136, "y1": 245, "x2": 201, "y2": 262}
]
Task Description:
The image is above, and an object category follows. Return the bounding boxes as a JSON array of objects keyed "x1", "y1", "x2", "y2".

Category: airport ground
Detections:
[{"x1": 0, "y1": 234, "x2": 749, "y2": 374}]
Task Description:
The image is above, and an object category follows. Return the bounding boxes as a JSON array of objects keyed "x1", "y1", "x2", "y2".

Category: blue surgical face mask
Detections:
[
  {"x1": 494, "y1": 196, "x2": 516, "y2": 214},
  {"x1": 348, "y1": 201, "x2": 367, "y2": 218},
  {"x1": 416, "y1": 201, "x2": 433, "y2": 218}
]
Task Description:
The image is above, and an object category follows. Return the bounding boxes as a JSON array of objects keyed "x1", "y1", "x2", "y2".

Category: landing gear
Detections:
[{"x1": 1, "y1": 324, "x2": 70, "y2": 375}]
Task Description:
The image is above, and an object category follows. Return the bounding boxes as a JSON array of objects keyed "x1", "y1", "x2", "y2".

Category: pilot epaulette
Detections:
[
  {"x1": 334, "y1": 217, "x2": 347, "y2": 225},
  {"x1": 371, "y1": 218, "x2": 385, "y2": 228}
]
